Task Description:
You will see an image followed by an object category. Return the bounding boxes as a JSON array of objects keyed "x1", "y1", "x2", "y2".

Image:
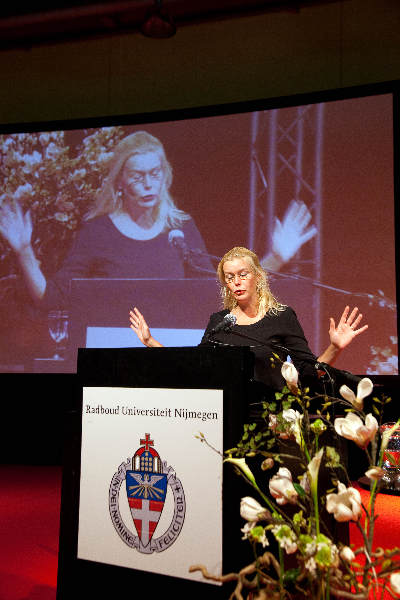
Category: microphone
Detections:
[
  {"x1": 168, "y1": 229, "x2": 188, "y2": 260},
  {"x1": 208, "y1": 314, "x2": 237, "y2": 336},
  {"x1": 273, "y1": 343, "x2": 361, "y2": 391},
  {"x1": 314, "y1": 362, "x2": 362, "y2": 389}
]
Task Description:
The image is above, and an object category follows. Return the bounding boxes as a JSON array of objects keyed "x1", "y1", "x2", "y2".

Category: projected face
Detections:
[{"x1": 120, "y1": 151, "x2": 165, "y2": 213}]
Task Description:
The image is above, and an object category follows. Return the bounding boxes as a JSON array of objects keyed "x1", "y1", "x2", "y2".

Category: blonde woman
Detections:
[{"x1": 130, "y1": 246, "x2": 367, "y2": 390}]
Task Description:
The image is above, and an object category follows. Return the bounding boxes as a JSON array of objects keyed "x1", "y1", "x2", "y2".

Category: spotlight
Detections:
[{"x1": 140, "y1": 0, "x2": 176, "y2": 39}]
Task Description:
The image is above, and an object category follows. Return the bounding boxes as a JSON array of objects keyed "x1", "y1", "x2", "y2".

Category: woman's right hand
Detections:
[
  {"x1": 129, "y1": 307, "x2": 163, "y2": 347},
  {"x1": 0, "y1": 200, "x2": 33, "y2": 253}
]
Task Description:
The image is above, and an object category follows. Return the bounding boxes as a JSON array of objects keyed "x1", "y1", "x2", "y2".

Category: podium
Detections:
[{"x1": 56, "y1": 345, "x2": 255, "y2": 599}]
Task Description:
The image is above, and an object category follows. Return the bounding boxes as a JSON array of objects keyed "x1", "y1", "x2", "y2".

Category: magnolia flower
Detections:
[
  {"x1": 268, "y1": 414, "x2": 277, "y2": 430},
  {"x1": 240, "y1": 497, "x2": 270, "y2": 522},
  {"x1": 365, "y1": 466, "x2": 385, "y2": 480},
  {"x1": 269, "y1": 467, "x2": 298, "y2": 505},
  {"x1": 390, "y1": 572, "x2": 400, "y2": 596},
  {"x1": 282, "y1": 408, "x2": 303, "y2": 444},
  {"x1": 334, "y1": 412, "x2": 378, "y2": 448},
  {"x1": 326, "y1": 482, "x2": 362, "y2": 522},
  {"x1": 281, "y1": 361, "x2": 298, "y2": 391},
  {"x1": 340, "y1": 546, "x2": 355, "y2": 562},
  {"x1": 339, "y1": 377, "x2": 373, "y2": 410}
]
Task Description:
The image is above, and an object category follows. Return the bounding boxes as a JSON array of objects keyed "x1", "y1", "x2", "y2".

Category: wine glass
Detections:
[{"x1": 48, "y1": 310, "x2": 69, "y2": 360}]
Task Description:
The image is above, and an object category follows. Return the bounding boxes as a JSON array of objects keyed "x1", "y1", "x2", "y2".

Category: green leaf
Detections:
[
  {"x1": 283, "y1": 568, "x2": 301, "y2": 584},
  {"x1": 386, "y1": 452, "x2": 398, "y2": 466},
  {"x1": 293, "y1": 483, "x2": 306, "y2": 497}
]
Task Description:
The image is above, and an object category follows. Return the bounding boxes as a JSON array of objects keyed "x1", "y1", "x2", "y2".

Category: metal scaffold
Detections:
[{"x1": 248, "y1": 103, "x2": 324, "y2": 352}]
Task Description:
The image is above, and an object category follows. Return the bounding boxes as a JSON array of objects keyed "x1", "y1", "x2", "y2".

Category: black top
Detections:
[
  {"x1": 42, "y1": 215, "x2": 212, "y2": 308},
  {"x1": 200, "y1": 306, "x2": 318, "y2": 390}
]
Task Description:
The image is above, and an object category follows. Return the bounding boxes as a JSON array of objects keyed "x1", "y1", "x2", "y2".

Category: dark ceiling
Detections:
[{"x1": 0, "y1": 0, "x2": 339, "y2": 49}]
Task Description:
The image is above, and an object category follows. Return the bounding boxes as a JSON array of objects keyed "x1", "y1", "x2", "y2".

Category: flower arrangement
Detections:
[
  {"x1": 192, "y1": 359, "x2": 400, "y2": 599},
  {"x1": 0, "y1": 126, "x2": 124, "y2": 283}
]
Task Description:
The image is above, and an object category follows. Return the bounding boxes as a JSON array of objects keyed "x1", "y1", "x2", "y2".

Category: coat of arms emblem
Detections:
[{"x1": 109, "y1": 433, "x2": 186, "y2": 554}]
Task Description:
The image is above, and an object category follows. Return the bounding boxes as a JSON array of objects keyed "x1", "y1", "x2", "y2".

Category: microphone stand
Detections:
[{"x1": 208, "y1": 327, "x2": 361, "y2": 404}]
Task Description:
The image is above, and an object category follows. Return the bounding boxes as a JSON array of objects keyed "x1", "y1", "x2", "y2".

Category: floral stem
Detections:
[{"x1": 278, "y1": 543, "x2": 285, "y2": 599}]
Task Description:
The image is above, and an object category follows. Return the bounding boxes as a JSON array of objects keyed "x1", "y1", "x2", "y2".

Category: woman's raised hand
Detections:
[
  {"x1": 328, "y1": 306, "x2": 368, "y2": 351},
  {"x1": 0, "y1": 200, "x2": 33, "y2": 253}
]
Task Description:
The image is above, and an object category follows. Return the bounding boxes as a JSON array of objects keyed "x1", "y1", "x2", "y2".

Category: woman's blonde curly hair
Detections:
[
  {"x1": 86, "y1": 131, "x2": 189, "y2": 229},
  {"x1": 217, "y1": 246, "x2": 285, "y2": 317}
]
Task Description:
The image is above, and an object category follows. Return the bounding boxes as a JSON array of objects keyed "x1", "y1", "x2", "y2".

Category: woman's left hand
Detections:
[{"x1": 328, "y1": 306, "x2": 368, "y2": 350}]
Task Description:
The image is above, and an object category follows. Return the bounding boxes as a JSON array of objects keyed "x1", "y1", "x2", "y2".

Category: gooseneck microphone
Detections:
[
  {"x1": 208, "y1": 314, "x2": 237, "y2": 336},
  {"x1": 168, "y1": 229, "x2": 188, "y2": 259}
]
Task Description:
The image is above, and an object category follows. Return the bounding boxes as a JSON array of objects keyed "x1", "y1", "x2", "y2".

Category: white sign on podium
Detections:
[{"x1": 78, "y1": 386, "x2": 223, "y2": 585}]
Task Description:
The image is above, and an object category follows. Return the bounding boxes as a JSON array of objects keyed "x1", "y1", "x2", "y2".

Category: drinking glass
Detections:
[{"x1": 48, "y1": 310, "x2": 69, "y2": 360}]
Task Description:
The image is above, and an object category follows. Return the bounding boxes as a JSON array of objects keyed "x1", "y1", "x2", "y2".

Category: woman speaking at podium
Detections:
[{"x1": 129, "y1": 246, "x2": 367, "y2": 393}]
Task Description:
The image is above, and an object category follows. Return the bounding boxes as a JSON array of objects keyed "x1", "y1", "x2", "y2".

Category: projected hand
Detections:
[
  {"x1": 271, "y1": 200, "x2": 317, "y2": 264},
  {"x1": 328, "y1": 306, "x2": 368, "y2": 350},
  {"x1": 129, "y1": 307, "x2": 162, "y2": 348},
  {"x1": 0, "y1": 200, "x2": 33, "y2": 253}
]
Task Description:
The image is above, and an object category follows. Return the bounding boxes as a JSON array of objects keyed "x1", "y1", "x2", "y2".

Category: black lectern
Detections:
[{"x1": 56, "y1": 346, "x2": 255, "y2": 600}]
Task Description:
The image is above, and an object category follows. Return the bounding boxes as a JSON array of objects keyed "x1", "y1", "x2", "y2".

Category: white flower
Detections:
[
  {"x1": 305, "y1": 556, "x2": 317, "y2": 577},
  {"x1": 13, "y1": 183, "x2": 33, "y2": 200},
  {"x1": 240, "y1": 497, "x2": 270, "y2": 522},
  {"x1": 365, "y1": 466, "x2": 385, "y2": 480},
  {"x1": 390, "y1": 572, "x2": 400, "y2": 596},
  {"x1": 281, "y1": 361, "x2": 298, "y2": 391},
  {"x1": 269, "y1": 414, "x2": 277, "y2": 430},
  {"x1": 326, "y1": 482, "x2": 362, "y2": 522},
  {"x1": 241, "y1": 522, "x2": 269, "y2": 547},
  {"x1": 300, "y1": 471, "x2": 310, "y2": 494},
  {"x1": 45, "y1": 142, "x2": 62, "y2": 159},
  {"x1": 269, "y1": 467, "x2": 298, "y2": 505},
  {"x1": 307, "y1": 448, "x2": 324, "y2": 490},
  {"x1": 224, "y1": 457, "x2": 256, "y2": 486},
  {"x1": 334, "y1": 412, "x2": 378, "y2": 448},
  {"x1": 340, "y1": 546, "x2": 355, "y2": 562},
  {"x1": 240, "y1": 521, "x2": 253, "y2": 540},
  {"x1": 39, "y1": 132, "x2": 51, "y2": 145},
  {"x1": 282, "y1": 408, "x2": 303, "y2": 444},
  {"x1": 272, "y1": 524, "x2": 298, "y2": 554},
  {"x1": 339, "y1": 377, "x2": 373, "y2": 410}
]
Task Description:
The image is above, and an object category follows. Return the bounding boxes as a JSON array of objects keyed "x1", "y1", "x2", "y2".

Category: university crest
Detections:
[{"x1": 109, "y1": 433, "x2": 186, "y2": 554}]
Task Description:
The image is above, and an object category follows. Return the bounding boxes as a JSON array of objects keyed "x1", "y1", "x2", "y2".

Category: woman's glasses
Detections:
[
  {"x1": 224, "y1": 271, "x2": 252, "y2": 284},
  {"x1": 127, "y1": 166, "x2": 163, "y2": 185}
]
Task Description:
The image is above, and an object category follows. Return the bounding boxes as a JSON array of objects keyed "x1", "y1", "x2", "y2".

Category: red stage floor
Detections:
[{"x1": 0, "y1": 465, "x2": 398, "y2": 600}]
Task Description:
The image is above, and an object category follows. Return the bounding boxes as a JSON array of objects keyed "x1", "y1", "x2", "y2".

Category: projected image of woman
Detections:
[
  {"x1": 0, "y1": 131, "x2": 316, "y2": 309},
  {"x1": 0, "y1": 132, "x2": 212, "y2": 308}
]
